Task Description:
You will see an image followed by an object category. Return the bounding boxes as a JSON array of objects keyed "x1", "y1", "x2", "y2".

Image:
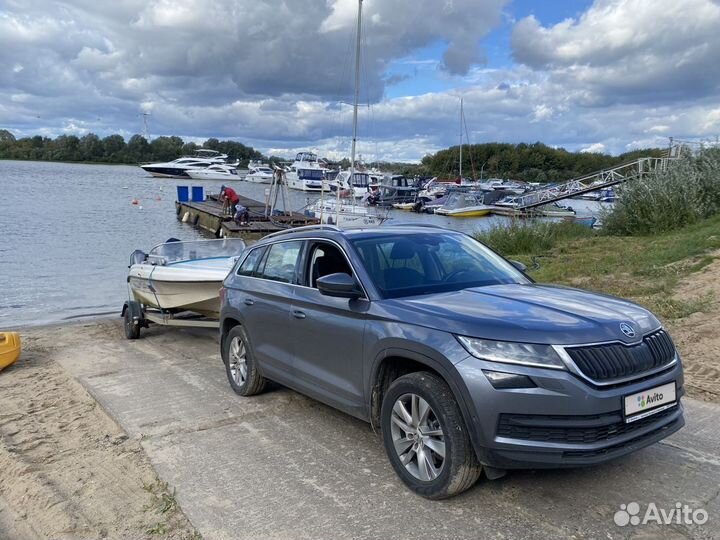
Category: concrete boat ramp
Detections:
[{"x1": 44, "y1": 320, "x2": 720, "y2": 539}]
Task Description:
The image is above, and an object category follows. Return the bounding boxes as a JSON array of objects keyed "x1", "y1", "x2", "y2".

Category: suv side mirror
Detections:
[
  {"x1": 316, "y1": 273, "x2": 362, "y2": 299},
  {"x1": 510, "y1": 260, "x2": 527, "y2": 273}
]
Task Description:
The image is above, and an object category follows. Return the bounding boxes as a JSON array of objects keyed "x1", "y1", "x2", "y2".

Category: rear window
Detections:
[
  {"x1": 257, "y1": 241, "x2": 303, "y2": 283},
  {"x1": 351, "y1": 233, "x2": 528, "y2": 298}
]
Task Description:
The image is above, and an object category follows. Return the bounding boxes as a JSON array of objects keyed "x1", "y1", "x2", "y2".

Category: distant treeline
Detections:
[
  {"x1": 0, "y1": 129, "x2": 666, "y2": 180},
  {"x1": 0, "y1": 129, "x2": 264, "y2": 165},
  {"x1": 420, "y1": 142, "x2": 667, "y2": 182}
]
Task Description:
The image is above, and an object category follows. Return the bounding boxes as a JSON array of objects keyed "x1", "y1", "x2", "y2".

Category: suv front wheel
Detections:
[{"x1": 381, "y1": 372, "x2": 482, "y2": 499}]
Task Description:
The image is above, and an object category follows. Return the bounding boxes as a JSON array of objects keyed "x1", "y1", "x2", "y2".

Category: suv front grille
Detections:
[
  {"x1": 565, "y1": 329, "x2": 675, "y2": 382},
  {"x1": 497, "y1": 405, "x2": 678, "y2": 445}
]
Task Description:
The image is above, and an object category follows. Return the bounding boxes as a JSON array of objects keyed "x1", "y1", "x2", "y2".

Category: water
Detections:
[{"x1": 0, "y1": 160, "x2": 604, "y2": 329}]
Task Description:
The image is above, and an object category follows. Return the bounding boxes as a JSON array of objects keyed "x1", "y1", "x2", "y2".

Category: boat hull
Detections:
[
  {"x1": 128, "y1": 277, "x2": 224, "y2": 318},
  {"x1": 141, "y1": 166, "x2": 191, "y2": 178},
  {"x1": 245, "y1": 175, "x2": 272, "y2": 184},
  {"x1": 0, "y1": 332, "x2": 21, "y2": 371},
  {"x1": 187, "y1": 171, "x2": 239, "y2": 181},
  {"x1": 437, "y1": 207, "x2": 492, "y2": 217}
]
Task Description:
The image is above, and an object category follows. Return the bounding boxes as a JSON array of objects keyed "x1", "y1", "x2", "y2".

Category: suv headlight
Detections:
[{"x1": 457, "y1": 336, "x2": 566, "y2": 370}]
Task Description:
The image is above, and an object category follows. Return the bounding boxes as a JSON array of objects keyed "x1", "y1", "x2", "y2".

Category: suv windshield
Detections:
[{"x1": 351, "y1": 233, "x2": 529, "y2": 298}]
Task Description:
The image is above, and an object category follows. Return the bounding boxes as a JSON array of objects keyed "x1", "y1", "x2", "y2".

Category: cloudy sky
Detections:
[{"x1": 2, "y1": 0, "x2": 720, "y2": 161}]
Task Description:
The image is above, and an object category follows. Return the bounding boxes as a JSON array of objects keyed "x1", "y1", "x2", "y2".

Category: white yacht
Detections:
[
  {"x1": 187, "y1": 164, "x2": 240, "y2": 181},
  {"x1": 330, "y1": 170, "x2": 384, "y2": 198},
  {"x1": 245, "y1": 164, "x2": 275, "y2": 184},
  {"x1": 285, "y1": 152, "x2": 328, "y2": 191},
  {"x1": 140, "y1": 149, "x2": 232, "y2": 178}
]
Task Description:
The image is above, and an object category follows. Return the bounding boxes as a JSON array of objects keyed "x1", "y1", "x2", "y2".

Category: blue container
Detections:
[
  {"x1": 191, "y1": 186, "x2": 205, "y2": 202},
  {"x1": 176, "y1": 185, "x2": 189, "y2": 202}
]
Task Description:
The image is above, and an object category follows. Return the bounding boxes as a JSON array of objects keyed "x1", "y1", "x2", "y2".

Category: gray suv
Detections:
[{"x1": 220, "y1": 225, "x2": 684, "y2": 499}]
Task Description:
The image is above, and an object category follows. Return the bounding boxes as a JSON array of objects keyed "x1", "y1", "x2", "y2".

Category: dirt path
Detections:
[
  {"x1": 0, "y1": 329, "x2": 199, "y2": 540},
  {"x1": 669, "y1": 251, "x2": 720, "y2": 403}
]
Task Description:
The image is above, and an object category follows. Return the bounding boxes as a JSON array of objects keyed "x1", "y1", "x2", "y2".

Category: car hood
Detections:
[{"x1": 379, "y1": 284, "x2": 660, "y2": 345}]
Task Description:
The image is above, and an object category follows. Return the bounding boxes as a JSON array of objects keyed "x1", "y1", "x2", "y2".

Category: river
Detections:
[{"x1": 0, "y1": 160, "x2": 603, "y2": 329}]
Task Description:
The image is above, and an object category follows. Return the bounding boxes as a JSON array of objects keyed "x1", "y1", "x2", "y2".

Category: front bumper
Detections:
[{"x1": 455, "y1": 355, "x2": 685, "y2": 469}]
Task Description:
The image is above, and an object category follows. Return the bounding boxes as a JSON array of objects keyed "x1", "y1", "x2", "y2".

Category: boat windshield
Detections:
[
  {"x1": 351, "y1": 172, "x2": 370, "y2": 187},
  {"x1": 148, "y1": 239, "x2": 246, "y2": 264},
  {"x1": 442, "y1": 192, "x2": 483, "y2": 210}
]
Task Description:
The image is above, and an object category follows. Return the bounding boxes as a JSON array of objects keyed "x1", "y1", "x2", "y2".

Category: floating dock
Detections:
[{"x1": 175, "y1": 194, "x2": 318, "y2": 241}]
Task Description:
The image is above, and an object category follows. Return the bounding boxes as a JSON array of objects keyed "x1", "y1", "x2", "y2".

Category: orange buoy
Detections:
[{"x1": 131, "y1": 198, "x2": 140, "y2": 205}]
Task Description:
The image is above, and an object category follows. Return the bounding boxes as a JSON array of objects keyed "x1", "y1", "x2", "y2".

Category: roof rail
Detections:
[{"x1": 263, "y1": 224, "x2": 342, "y2": 240}]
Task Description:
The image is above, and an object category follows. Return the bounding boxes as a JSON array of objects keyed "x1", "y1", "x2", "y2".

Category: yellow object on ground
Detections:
[{"x1": 0, "y1": 332, "x2": 21, "y2": 370}]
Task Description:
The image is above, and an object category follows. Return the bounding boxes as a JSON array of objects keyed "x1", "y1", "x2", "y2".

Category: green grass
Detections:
[
  {"x1": 474, "y1": 220, "x2": 594, "y2": 255},
  {"x1": 476, "y1": 213, "x2": 720, "y2": 321}
]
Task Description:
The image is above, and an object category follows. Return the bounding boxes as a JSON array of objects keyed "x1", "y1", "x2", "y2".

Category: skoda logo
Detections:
[{"x1": 620, "y1": 322, "x2": 636, "y2": 338}]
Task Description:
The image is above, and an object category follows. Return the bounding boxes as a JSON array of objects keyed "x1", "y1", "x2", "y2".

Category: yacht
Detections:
[
  {"x1": 285, "y1": 152, "x2": 328, "y2": 191},
  {"x1": 140, "y1": 149, "x2": 232, "y2": 178},
  {"x1": 187, "y1": 164, "x2": 240, "y2": 181},
  {"x1": 245, "y1": 164, "x2": 275, "y2": 184},
  {"x1": 330, "y1": 170, "x2": 383, "y2": 198},
  {"x1": 372, "y1": 175, "x2": 420, "y2": 207}
]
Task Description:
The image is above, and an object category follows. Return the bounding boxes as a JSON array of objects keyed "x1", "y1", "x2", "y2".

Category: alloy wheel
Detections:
[
  {"x1": 228, "y1": 336, "x2": 248, "y2": 386},
  {"x1": 390, "y1": 393, "x2": 446, "y2": 481}
]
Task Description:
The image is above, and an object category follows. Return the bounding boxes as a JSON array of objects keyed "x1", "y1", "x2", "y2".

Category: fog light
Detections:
[{"x1": 483, "y1": 370, "x2": 536, "y2": 389}]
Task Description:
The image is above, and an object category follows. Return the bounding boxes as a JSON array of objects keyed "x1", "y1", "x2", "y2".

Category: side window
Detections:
[
  {"x1": 259, "y1": 241, "x2": 303, "y2": 283},
  {"x1": 236, "y1": 246, "x2": 266, "y2": 276},
  {"x1": 308, "y1": 242, "x2": 352, "y2": 288}
]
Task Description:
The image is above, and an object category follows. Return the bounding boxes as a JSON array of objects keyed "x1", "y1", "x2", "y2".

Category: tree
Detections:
[
  {"x1": 102, "y1": 134, "x2": 126, "y2": 161},
  {"x1": 126, "y1": 134, "x2": 150, "y2": 163}
]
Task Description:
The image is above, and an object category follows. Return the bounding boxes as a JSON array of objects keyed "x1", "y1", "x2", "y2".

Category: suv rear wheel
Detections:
[
  {"x1": 222, "y1": 326, "x2": 267, "y2": 396},
  {"x1": 381, "y1": 371, "x2": 481, "y2": 499}
]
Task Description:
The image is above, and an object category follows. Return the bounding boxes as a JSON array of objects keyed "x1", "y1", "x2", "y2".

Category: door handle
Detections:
[
  {"x1": 243, "y1": 298, "x2": 255, "y2": 306},
  {"x1": 292, "y1": 310, "x2": 306, "y2": 319}
]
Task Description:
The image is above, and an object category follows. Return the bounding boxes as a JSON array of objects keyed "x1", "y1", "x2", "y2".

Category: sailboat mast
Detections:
[
  {"x1": 459, "y1": 97, "x2": 463, "y2": 180},
  {"x1": 351, "y1": 0, "x2": 362, "y2": 176},
  {"x1": 337, "y1": 0, "x2": 363, "y2": 223}
]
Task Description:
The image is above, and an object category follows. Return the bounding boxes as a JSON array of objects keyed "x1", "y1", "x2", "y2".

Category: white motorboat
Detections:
[
  {"x1": 127, "y1": 238, "x2": 246, "y2": 319},
  {"x1": 285, "y1": 152, "x2": 329, "y2": 191},
  {"x1": 312, "y1": 197, "x2": 387, "y2": 227},
  {"x1": 140, "y1": 149, "x2": 233, "y2": 178},
  {"x1": 187, "y1": 164, "x2": 240, "y2": 181},
  {"x1": 245, "y1": 164, "x2": 275, "y2": 184},
  {"x1": 330, "y1": 170, "x2": 385, "y2": 198}
]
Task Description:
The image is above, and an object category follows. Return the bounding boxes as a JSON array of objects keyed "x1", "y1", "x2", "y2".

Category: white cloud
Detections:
[
  {"x1": 1, "y1": 0, "x2": 719, "y2": 161},
  {"x1": 580, "y1": 142, "x2": 605, "y2": 153}
]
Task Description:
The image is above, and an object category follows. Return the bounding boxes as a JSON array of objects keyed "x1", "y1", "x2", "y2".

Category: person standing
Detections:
[{"x1": 220, "y1": 186, "x2": 240, "y2": 215}]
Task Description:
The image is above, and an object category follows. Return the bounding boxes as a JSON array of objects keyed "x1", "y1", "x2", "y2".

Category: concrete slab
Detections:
[{"x1": 56, "y1": 320, "x2": 720, "y2": 540}]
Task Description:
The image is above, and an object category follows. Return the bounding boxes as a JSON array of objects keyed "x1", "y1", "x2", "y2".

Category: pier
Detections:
[{"x1": 175, "y1": 193, "x2": 318, "y2": 241}]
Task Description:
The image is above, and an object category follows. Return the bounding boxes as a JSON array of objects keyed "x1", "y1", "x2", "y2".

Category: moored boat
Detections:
[
  {"x1": 187, "y1": 164, "x2": 240, "y2": 181},
  {"x1": 434, "y1": 192, "x2": 492, "y2": 217}
]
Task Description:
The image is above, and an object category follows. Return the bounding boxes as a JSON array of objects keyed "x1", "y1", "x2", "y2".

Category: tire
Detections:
[
  {"x1": 222, "y1": 325, "x2": 267, "y2": 396},
  {"x1": 381, "y1": 371, "x2": 482, "y2": 499},
  {"x1": 123, "y1": 304, "x2": 141, "y2": 340}
]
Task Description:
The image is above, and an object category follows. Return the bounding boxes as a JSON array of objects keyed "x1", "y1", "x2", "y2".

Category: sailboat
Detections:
[{"x1": 312, "y1": 0, "x2": 387, "y2": 228}]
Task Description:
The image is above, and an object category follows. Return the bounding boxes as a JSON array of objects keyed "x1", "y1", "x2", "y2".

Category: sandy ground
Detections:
[
  {"x1": 0, "y1": 327, "x2": 199, "y2": 540},
  {"x1": 669, "y1": 251, "x2": 720, "y2": 403}
]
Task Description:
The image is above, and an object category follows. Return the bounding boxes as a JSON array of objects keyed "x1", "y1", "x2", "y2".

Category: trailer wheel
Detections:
[{"x1": 123, "y1": 301, "x2": 143, "y2": 339}]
